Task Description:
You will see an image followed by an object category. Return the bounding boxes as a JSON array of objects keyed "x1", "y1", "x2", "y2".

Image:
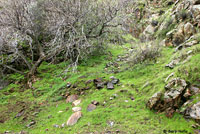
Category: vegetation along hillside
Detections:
[{"x1": 0, "y1": 0, "x2": 200, "y2": 133}]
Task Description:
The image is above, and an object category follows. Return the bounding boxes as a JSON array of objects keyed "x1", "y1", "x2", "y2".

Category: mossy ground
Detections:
[{"x1": 0, "y1": 39, "x2": 200, "y2": 133}]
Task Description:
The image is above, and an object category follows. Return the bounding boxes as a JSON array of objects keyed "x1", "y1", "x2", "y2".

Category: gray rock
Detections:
[
  {"x1": 107, "y1": 121, "x2": 114, "y2": 127},
  {"x1": 165, "y1": 78, "x2": 187, "y2": 91},
  {"x1": 53, "y1": 124, "x2": 59, "y2": 128},
  {"x1": 189, "y1": 102, "x2": 200, "y2": 120},
  {"x1": 110, "y1": 76, "x2": 119, "y2": 84},
  {"x1": 94, "y1": 78, "x2": 105, "y2": 89},
  {"x1": 111, "y1": 79, "x2": 119, "y2": 84},
  {"x1": 164, "y1": 89, "x2": 181, "y2": 99},
  {"x1": 107, "y1": 82, "x2": 114, "y2": 90},
  {"x1": 189, "y1": 86, "x2": 200, "y2": 95},
  {"x1": 87, "y1": 104, "x2": 96, "y2": 112}
]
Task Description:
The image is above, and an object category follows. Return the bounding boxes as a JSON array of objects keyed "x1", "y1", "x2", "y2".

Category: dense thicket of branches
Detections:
[{"x1": 0, "y1": 0, "x2": 129, "y2": 78}]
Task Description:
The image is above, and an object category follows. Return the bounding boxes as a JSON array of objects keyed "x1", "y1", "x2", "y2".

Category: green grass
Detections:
[{"x1": 0, "y1": 43, "x2": 199, "y2": 134}]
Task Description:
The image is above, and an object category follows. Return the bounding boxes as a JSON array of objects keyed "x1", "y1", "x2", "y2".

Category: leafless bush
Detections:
[
  {"x1": 128, "y1": 41, "x2": 162, "y2": 65},
  {"x1": 0, "y1": 0, "x2": 129, "y2": 77}
]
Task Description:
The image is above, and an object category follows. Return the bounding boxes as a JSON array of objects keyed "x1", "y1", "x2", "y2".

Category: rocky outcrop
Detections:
[{"x1": 147, "y1": 78, "x2": 189, "y2": 117}]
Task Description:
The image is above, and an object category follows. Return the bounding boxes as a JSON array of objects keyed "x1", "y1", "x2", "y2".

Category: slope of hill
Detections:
[{"x1": 0, "y1": 0, "x2": 200, "y2": 133}]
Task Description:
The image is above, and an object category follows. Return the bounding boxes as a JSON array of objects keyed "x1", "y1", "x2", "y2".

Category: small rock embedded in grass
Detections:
[
  {"x1": 87, "y1": 104, "x2": 96, "y2": 112},
  {"x1": 26, "y1": 121, "x2": 36, "y2": 127},
  {"x1": 125, "y1": 100, "x2": 129, "y2": 103},
  {"x1": 91, "y1": 100, "x2": 99, "y2": 105},
  {"x1": 61, "y1": 123, "x2": 65, "y2": 128},
  {"x1": 165, "y1": 72, "x2": 174, "y2": 83},
  {"x1": 15, "y1": 109, "x2": 25, "y2": 118},
  {"x1": 94, "y1": 78, "x2": 105, "y2": 89},
  {"x1": 72, "y1": 107, "x2": 82, "y2": 112},
  {"x1": 130, "y1": 96, "x2": 135, "y2": 101},
  {"x1": 53, "y1": 124, "x2": 59, "y2": 128},
  {"x1": 107, "y1": 82, "x2": 114, "y2": 90},
  {"x1": 66, "y1": 95, "x2": 79, "y2": 103},
  {"x1": 107, "y1": 121, "x2": 114, "y2": 127},
  {"x1": 66, "y1": 82, "x2": 71, "y2": 88},
  {"x1": 58, "y1": 111, "x2": 63, "y2": 113},
  {"x1": 72, "y1": 99, "x2": 81, "y2": 106},
  {"x1": 67, "y1": 111, "x2": 82, "y2": 126},
  {"x1": 111, "y1": 78, "x2": 119, "y2": 84},
  {"x1": 112, "y1": 94, "x2": 118, "y2": 98}
]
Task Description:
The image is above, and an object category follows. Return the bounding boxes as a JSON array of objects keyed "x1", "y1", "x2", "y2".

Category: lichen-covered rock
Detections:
[
  {"x1": 147, "y1": 78, "x2": 189, "y2": 117},
  {"x1": 164, "y1": 78, "x2": 187, "y2": 91},
  {"x1": 184, "y1": 102, "x2": 200, "y2": 121},
  {"x1": 189, "y1": 86, "x2": 200, "y2": 95},
  {"x1": 146, "y1": 92, "x2": 162, "y2": 109}
]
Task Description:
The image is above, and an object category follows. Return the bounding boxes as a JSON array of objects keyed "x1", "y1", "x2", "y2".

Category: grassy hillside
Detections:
[
  {"x1": 1, "y1": 38, "x2": 200, "y2": 133},
  {"x1": 1, "y1": 0, "x2": 200, "y2": 133}
]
